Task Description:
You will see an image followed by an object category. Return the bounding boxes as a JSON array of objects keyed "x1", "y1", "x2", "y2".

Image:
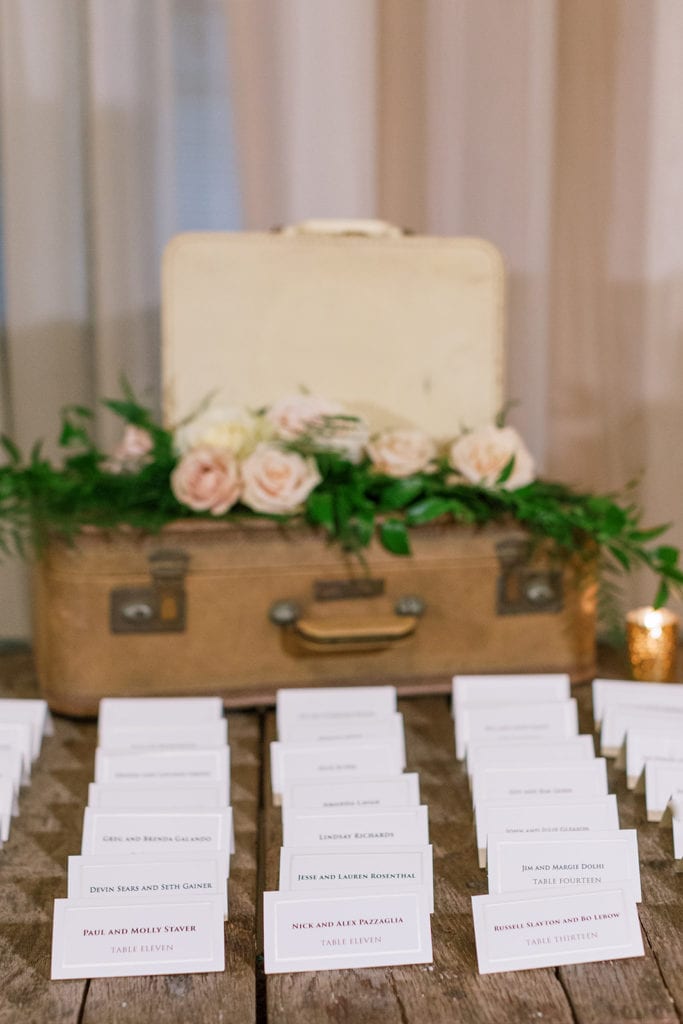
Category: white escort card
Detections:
[
  {"x1": 98, "y1": 719, "x2": 228, "y2": 753},
  {"x1": 278, "y1": 847, "x2": 434, "y2": 912},
  {"x1": 471, "y1": 760, "x2": 608, "y2": 808},
  {"x1": 81, "y1": 808, "x2": 234, "y2": 861},
  {"x1": 94, "y1": 747, "x2": 230, "y2": 790},
  {"x1": 0, "y1": 698, "x2": 50, "y2": 759},
  {"x1": 68, "y1": 852, "x2": 229, "y2": 917},
  {"x1": 622, "y1": 731, "x2": 683, "y2": 790},
  {"x1": 263, "y1": 888, "x2": 432, "y2": 973},
  {"x1": 673, "y1": 815, "x2": 683, "y2": 859},
  {"x1": 592, "y1": 678, "x2": 683, "y2": 727},
  {"x1": 276, "y1": 712, "x2": 406, "y2": 768},
  {"x1": 467, "y1": 736, "x2": 596, "y2": 782},
  {"x1": 51, "y1": 894, "x2": 225, "y2": 978},
  {"x1": 471, "y1": 887, "x2": 643, "y2": 974},
  {"x1": 455, "y1": 699, "x2": 579, "y2": 761},
  {"x1": 0, "y1": 722, "x2": 32, "y2": 782},
  {"x1": 475, "y1": 795, "x2": 620, "y2": 868},
  {"x1": 270, "y1": 740, "x2": 404, "y2": 801},
  {"x1": 645, "y1": 759, "x2": 683, "y2": 821},
  {"x1": 276, "y1": 686, "x2": 397, "y2": 739},
  {"x1": 281, "y1": 806, "x2": 429, "y2": 850},
  {"x1": 0, "y1": 746, "x2": 23, "y2": 805},
  {"x1": 600, "y1": 705, "x2": 683, "y2": 758},
  {"x1": 452, "y1": 674, "x2": 570, "y2": 718},
  {"x1": 487, "y1": 829, "x2": 642, "y2": 901},
  {"x1": 282, "y1": 774, "x2": 420, "y2": 812},
  {"x1": 88, "y1": 780, "x2": 230, "y2": 812},
  {"x1": 0, "y1": 777, "x2": 14, "y2": 841},
  {"x1": 98, "y1": 696, "x2": 224, "y2": 739}
]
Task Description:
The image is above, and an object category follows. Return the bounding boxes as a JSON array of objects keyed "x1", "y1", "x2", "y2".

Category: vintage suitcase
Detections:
[{"x1": 33, "y1": 223, "x2": 596, "y2": 715}]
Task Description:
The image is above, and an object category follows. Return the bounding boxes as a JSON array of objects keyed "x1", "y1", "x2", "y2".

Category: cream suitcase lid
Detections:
[{"x1": 161, "y1": 220, "x2": 504, "y2": 437}]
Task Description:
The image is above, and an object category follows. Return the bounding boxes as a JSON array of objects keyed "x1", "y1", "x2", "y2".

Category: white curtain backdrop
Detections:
[{"x1": 0, "y1": 0, "x2": 240, "y2": 636}]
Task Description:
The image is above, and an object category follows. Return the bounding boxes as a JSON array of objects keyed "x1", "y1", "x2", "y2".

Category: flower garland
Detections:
[{"x1": 0, "y1": 388, "x2": 681, "y2": 613}]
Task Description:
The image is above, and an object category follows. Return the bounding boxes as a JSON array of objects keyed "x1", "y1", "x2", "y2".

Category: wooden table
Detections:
[{"x1": 0, "y1": 648, "x2": 681, "y2": 1024}]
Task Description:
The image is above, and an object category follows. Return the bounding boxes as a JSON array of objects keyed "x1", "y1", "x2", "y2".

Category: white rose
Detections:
[
  {"x1": 266, "y1": 393, "x2": 345, "y2": 441},
  {"x1": 448, "y1": 424, "x2": 535, "y2": 490},
  {"x1": 176, "y1": 405, "x2": 267, "y2": 458},
  {"x1": 171, "y1": 446, "x2": 242, "y2": 515},
  {"x1": 367, "y1": 428, "x2": 437, "y2": 478},
  {"x1": 241, "y1": 443, "x2": 321, "y2": 514}
]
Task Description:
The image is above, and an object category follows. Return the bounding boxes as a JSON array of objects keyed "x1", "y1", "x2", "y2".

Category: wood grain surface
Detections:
[{"x1": 0, "y1": 650, "x2": 681, "y2": 1024}]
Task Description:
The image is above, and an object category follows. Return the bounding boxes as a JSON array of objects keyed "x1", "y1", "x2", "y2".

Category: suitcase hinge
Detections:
[
  {"x1": 496, "y1": 537, "x2": 563, "y2": 615},
  {"x1": 110, "y1": 549, "x2": 189, "y2": 634}
]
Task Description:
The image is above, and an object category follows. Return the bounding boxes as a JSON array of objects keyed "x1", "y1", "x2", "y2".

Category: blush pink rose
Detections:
[
  {"x1": 448, "y1": 425, "x2": 535, "y2": 490},
  {"x1": 171, "y1": 446, "x2": 241, "y2": 515},
  {"x1": 367, "y1": 428, "x2": 437, "y2": 478},
  {"x1": 240, "y1": 443, "x2": 321, "y2": 514},
  {"x1": 266, "y1": 393, "x2": 345, "y2": 441},
  {"x1": 104, "y1": 425, "x2": 154, "y2": 474}
]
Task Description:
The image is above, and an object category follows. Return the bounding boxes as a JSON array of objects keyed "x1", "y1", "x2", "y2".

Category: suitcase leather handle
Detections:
[
  {"x1": 281, "y1": 219, "x2": 403, "y2": 239},
  {"x1": 269, "y1": 596, "x2": 424, "y2": 654}
]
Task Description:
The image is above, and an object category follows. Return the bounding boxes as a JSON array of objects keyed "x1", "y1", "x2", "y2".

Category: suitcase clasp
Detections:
[
  {"x1": 496, "y1": 536, "x2": 563, "y2": 615},
  {"x1": 110, "y1": 549, "x2": 189, "y2": 634}
]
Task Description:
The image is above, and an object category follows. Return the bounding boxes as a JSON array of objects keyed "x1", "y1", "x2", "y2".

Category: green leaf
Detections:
[
  {"x1": 653, "y1": 579, "x2": 670, "y2": 610},
  {"x1": 0, "y1": 435, "x2": 21, "y2": 465},
  {"x1": 607, "y1": 544, "x2": 630, "y2": 571},
  {"x1": 380, "y1": 519, "x2": 411, "y2": 556},
  {"x1": 405, "y1": 497, "x2": 453, "y2": 526},
  {"x1": 655, "y1": 545, "x2": 679, "y2": 568},
  {"x1": 378, "y1": 476, "x2": 424, "y2": 510},
  {"x1": 306, "y1": 491, "x2": 334, "y2": 531},
  {"x1": 629, "y1": 524, "x2": 670, "y2": 543},
  {"x1": 496, "y1": 455, "x2": 516, "y2": 486}
]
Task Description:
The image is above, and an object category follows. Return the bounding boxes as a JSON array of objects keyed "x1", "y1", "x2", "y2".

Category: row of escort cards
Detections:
[
  {"x1": 51, "y1": 697, "x2": 233, "y2": 979},
  {"x1": 452, "y1": 673, "x2": 645, "y2": 975},
  {"x1": 593, "y1": 678, "x2": 683, "y2": 860},
  {"x1": 0, "y1": 698, "x2": 52, "y2": 843},
  {"x1": 263, "y1": 686, "x2": 434, "y2": 974}
]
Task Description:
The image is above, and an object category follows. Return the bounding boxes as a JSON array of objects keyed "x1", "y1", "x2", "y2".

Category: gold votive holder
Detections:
[{"x1": 626, "y1": 606, "x2": 679, "y2": 682}]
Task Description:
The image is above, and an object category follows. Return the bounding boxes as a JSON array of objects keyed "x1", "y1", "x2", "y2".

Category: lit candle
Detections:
[{"x1": 626, "y1": 606, "x2": 679, "y2": 682}]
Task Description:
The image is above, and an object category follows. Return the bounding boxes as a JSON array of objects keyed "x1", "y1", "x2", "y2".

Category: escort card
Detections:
[
  {"x1": 68, "y1": 852, "x2": 229, "y2": 916},
  {"x1": 277, "y1": 712, "x2": 406, "y2": 768},
  {"x1": 467, "y1": 736, "x2": 596, "y2": 782},
  {"x1": 81, "y1": 808, "x2": 234, "y2": 861},
  {"x1": 471, "y1": 887, "x2": 643, "y2": 973},
  {"x1": 452, "y1": 674, "x2": 570, "y2": 718},
  {"x1": 487, "y1": 829, "x2": 642, "y2": 901},
  {"x1": 455, "y1": 699, "x2": 578, "y2": 761},
  {"x1": 601, "y1": 705, "x2": 683, "y2": 757},
  {"x1": 645, "y1": 759, "x2": 683, "y2": 821},
  {"x1": 88, "y1": 780, "x2": 230, "y2": 812},
  {"x1": 281, "y1": 806, "x2": 429, "y2": 850},
  {"x1": 276, "y1": 686, "x2": 397, "y2": 739},
  {"x1": 592, "y1": 678, "x2": 683, "y2": 726},
  {"x1": 0, "y1": 699, "x2": 50, "y2": 759},
  {"x1": 263, "y1": 888, "x2": 432, "y2": 973},
  {"x1": 282, "y1": 774, "x2": 420, "y2": 811},
  {"x1": 0, "y1": 722, "x2": 32, "y2": 782},
  {"x1": 94, "y1": 747, "x2": 230, "y2": 790},
  {"x1": 270, "y1": 740, "x2": 404, "y2": 801},
  {"x1": 98, "y1": 719, "x2": 228, "y2": 753},
  {"x1": 278, "y1": 846, "x2": 434, "y2": 911},
  {"x1": 0, "y1": 777, "x2": 14, "y2": 841},
  {"x1": 623, "y1": 731, "x2": 683, "y2": 790},
  {"x1": 471, "y1": 759, "x2": 608, "y2": 808},
  {"x1": 51, "y1": 894, "x2": 225, "y2": 978},
  {"x1": 475, "y1": 795, "x2": 620, "y2": 868},
  {"x1": 673, "y1": 816, "x2": 682, "y2": 859},
  {"x1": 0, "y1": 746, "x2": 23, "y2": 803},
  {"x1": 98, "y1": 696, "x2": 224, "y2": 738}
]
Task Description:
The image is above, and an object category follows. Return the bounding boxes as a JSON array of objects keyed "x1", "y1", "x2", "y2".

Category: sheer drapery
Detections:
[{"x1": 0, "y1": 0, "x2": 240, "y2": 635}]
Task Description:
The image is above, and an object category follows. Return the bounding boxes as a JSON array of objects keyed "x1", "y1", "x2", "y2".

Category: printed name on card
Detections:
[
  {"x1": 466, "y1": 736, "x2": 596, "y2": 781},
  {"x1": 68, "y1": 852, "x2": 229, "y2": 916},
  {"x1": 452, "y1": 674, "x2": 569, "y2": 718},
  {"x1": 623, "y1": 732, "x2": 683, "y2": 791},
  {"x1": 278, "y1": 846, "x2": 434, "y2": 912},
  {"x1": 601, "y1": 706, "x2": 683, "y2": 758},
  {"x1": 645, "y1": 759, "x2": 683, "y2": 821},
  {"x1": 471, "y1": 759, "x2": 608, "y2": 808},
  {"x1": 270, "y1": 740, "x2": 404, "y2": 802},
  {"x1": 471, "y1": 887, "x2": 643, "y2": 974},
  {"x1": 282, "y1": 774, "x2": 420, "y2": 812},
  {"x1": 474, "y1": 795, "x2": 620, "y2": 869},
  {"x1": 281, "y1": 806, "x2": 429, "y2": 850},
  {"x1": 487, "y1": 829, "x2": 642, "y2": 901},
  {"x1": 51, "y1": 895, "x2": 225, "y2": 979},
  {"x1": 98, "y1": 719, "x2": 228, "y2": 753},
  {"x1": 592, "y1": 679, "x2": 683, "y2": 727},
  {"x1": 455, "y1": 699, "x2": 578, "y2": 761},
  {"x1": 94, "y1": 747, "x2": 230, "y2": 790},
  {"x1": 276, "y1": 686, "x2": 397, "y2": 739},
  {"x1": 276, "y1": 712, "x2": 406, "y2": 768},
  {"x1": 81, "y1": 808, "x2": 234, "y2": 861},
  {"x1": 263, "y1": 888, "x2": 432, "y2": 974}
]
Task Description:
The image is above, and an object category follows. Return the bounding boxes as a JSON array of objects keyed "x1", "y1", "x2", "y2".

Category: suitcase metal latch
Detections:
[
  {"x1": 110, "y1": 549, "x2": 189, "y2": 634},
  {"x1": 496, "y1": 537, "x2": 563, "y2": 615}
]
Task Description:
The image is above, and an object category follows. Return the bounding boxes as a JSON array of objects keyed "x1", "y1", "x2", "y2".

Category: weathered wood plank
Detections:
[{"x1": 81, "y1": 710, "x2": 261, "y2": 1024}]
